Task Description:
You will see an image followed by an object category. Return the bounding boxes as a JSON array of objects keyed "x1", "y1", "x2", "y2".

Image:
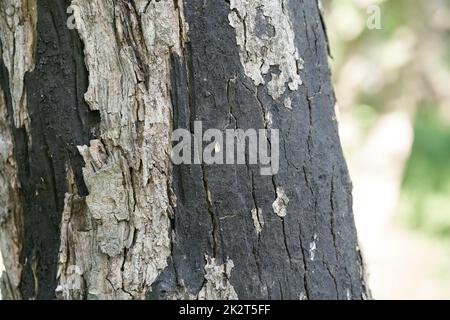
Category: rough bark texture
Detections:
[{"x1": 0, "y1": 0, "x2": 370, "y2": 300}]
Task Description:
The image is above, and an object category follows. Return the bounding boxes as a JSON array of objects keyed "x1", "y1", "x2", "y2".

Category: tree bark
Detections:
[{"x1": 0, "y1": 0, "x2": 369, "y2": 300}]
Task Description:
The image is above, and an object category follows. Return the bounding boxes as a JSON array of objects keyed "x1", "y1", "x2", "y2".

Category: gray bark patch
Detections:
[
  {"x1": 228, "y1": 0, "x2": 304, "y2": 101},
  {"x1": 56, "y1": 0, "x2": 186, "y2": 299}
]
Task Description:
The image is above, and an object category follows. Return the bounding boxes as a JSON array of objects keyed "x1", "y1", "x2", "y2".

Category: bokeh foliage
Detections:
[{"x1": 324, "y1": 0, "x2": 450, "y2": 240}]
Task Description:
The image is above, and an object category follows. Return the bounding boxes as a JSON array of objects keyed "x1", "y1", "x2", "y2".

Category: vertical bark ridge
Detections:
[
  {"x1": 0, "y1": 0, "x2": 100, "y2": 299},
  {"x1": 56, "y1": 0, "x2": 186, "y2": 299},
  {"x1": 0, "y1": 0, "x2": 37, "y2": 300}
]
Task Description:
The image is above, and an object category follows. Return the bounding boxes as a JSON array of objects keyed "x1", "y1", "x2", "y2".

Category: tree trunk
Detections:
[{"x1": 0, "y1": 0, "x2": 369, "y2": 300}]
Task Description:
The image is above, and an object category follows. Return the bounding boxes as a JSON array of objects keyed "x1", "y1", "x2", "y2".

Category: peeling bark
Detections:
[
  {"x1": 272, "y1": 187, "x2": 289, "y2": 218},
  {"x1": 0, "y1": 0, "x2": 369, "y2": 300},
  {"x1": 228, "y1": 0, "x2": 304, "y2": 102},
  {"x1": 56, "y1": 0, "x2": 185, "y2": 299},
  {"x1": 0, "y1": 0, "x2": 37, "y2": 300},
  {"x1": 1, "y1": 0, "x2": 100, "y2": 299},
  {"x1": 0, "y1": 69, "x2": 23, "y2": 300},
  {"x1": 197, "y1": 256, "x2": 238, "y2": 300},
  {"x1": 0, "y1": 0, "x2": 37, "y2": 129}
]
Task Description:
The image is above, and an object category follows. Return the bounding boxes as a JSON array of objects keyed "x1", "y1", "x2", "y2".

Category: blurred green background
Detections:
[{"x1": 324, "y1": 0, "x2": 450, "y2": 299}]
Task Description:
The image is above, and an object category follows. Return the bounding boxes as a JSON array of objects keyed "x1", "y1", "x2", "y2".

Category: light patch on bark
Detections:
[
  {"x1": 272, "y1": 186, "x2": 289, "y2": 217},
  {"x1": 56, "y1": 193, "x2": 87, "y2": 300},
  {"x1": 197, "y1": 255, "x2": 238, "y2": 300},
  {"x1": 284, "y1": 97, "x2": 292, "y2": 110},
  {"x1": 167, "y1": 257, "x2": 239, "y2": 300},
  {"x1": 264, "y1": 110, "x2": 273, "y2": 128},
  {"x1": 0, "y1": 0, "x2": 36, "y2": 129},
  {"x1": 56, "y1": 0, "x2": 187, "y2": 299},
  {"x1": 251, "y1": 208, "x2": 264, "y2": 235},
  {"x1": 78, "y1": 147, "x2": 130, "y2": 258},
  {"x1": 228, "y1": 0, "x2": 304, "y2": 100},
  {"x1": 309, "y1": 233, "x2": 317, "y2": 261},
  {"x1": 166, "y1": 256, "x2": 239, "y2": 300},
  {"x1": 299, "y1": 291, "x2": 307, "y2": 300}
]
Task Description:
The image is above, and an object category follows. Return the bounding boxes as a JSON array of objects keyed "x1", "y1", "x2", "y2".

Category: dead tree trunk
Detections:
[{"x1": 0, "y1": 0, "x2": 369, "y2": 300}]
